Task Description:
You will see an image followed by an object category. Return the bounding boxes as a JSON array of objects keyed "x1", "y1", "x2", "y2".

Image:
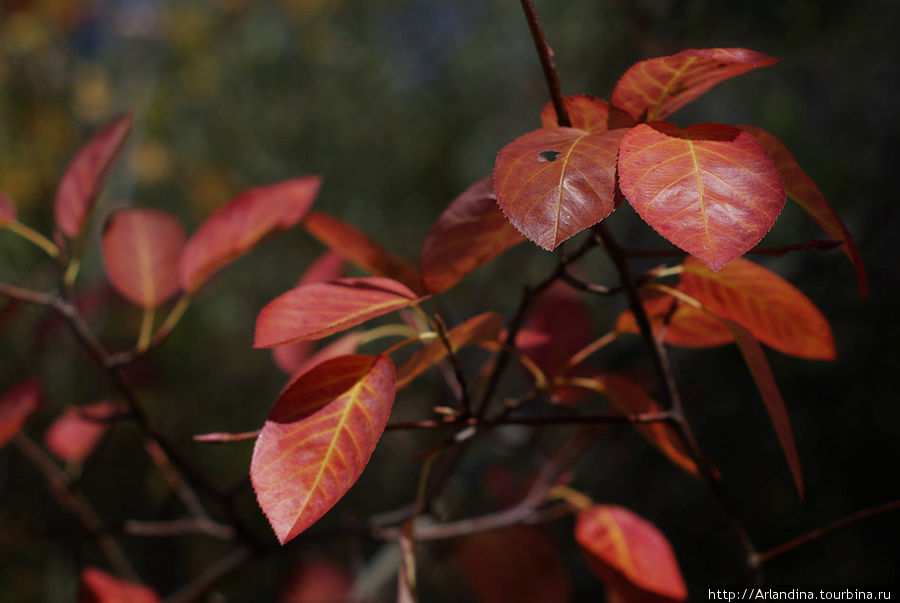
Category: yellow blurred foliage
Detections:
[
  {"x1": 73, "y1": 65, "x2": 113, "y2": 123},
  {"x1": 187, "y1": 166, "x2": 236, "y2": 214},
  {"x1": 130, "y1": 140, "x2": 173, "y2": 184}
]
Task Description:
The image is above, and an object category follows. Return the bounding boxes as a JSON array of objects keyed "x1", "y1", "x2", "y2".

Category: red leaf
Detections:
[
  {"x1": 251, "y1": 355, "x2": 396, "y2": 544},
  {"x1": 78, "y1": 567, "x2": 159, "y2": 603},
  {"x1": 519, "y1": 282, "x2": 593, "y2": 377},
  {"x1": 494, "y1": 127, "x2": 626, "y2": 250},
  {"x1": 615, "y1": 293, "x2": 733, "y2": 348},
  {"x1": 0, "y1": 380, "x2": 43, "y2": 448},
  {"x1": 611, "y1": 48, "x2": 778, "y2": 121},
  {"x1": 397, "y1": 311, "x2": 503, "y2": 386},
  {"x1": 0, "y1": 190, "x2": 16, "y2": 224},
  {"x1": 540, "y1": 95, "x2": 636, "y2": 132},
  {"x1": 255, "y1": 277, "x2": 420, "y2": 348},
  {"x1": 420, "y1": 177, "x2": 523, "y2": 294},
  {"x1": 179, "y1": 177, "x2": 321, "y2": 292},
  {"x1": 739, "y1": 125, "x2": 868, "y2": 298},
  {"x1": 576, "y1": 505, "x2": 687, "y2": 602},
  {"x1": 45, "y1": 401, "x2": 121, "y2": 463},
  {"x1": 54, "y1": 114, "x2": 133, "y2": 238},
  {"x1": 101, "y1": 209, "x2": 185, "y2": 308},
  {"x1": 618, "y1": 123, "x2": 785, "y2": 271},
  {"x1": 279, "y1": 559, "x2": 353, "y2": 603},
  {"x1": 305, "y1": 211, "x2": 423, "y2": 293},
  {"x1": 287, "y1": 331, "x2": 363, "y2": 378}
]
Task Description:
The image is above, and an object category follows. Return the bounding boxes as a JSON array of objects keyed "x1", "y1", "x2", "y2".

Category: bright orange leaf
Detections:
[
  {"x1": 611, "y1": 48, "x2": 778, "y2": 121},
  {"x1": 618, "y1": 123, "x2": 785, "y2": 271},
  {"x1": 251, "y1": 355, "x2": 396, "y2": 544},
  {"x1": 78, "y1": 566, "x2": 159, "y2": 603},
  {"x1": 0, "y1": 380, "x2": 43, "y2": 448},
  {"x1": 615, "y1": 293, "x2": 733, "y2": 348},
  {"x1": 540, "y1": 95, "x2": 635, "y2": 132},
  {"x1": 178, "y1": 177, "x2": 321, "y2": 292},
  {"x1": 0, "y1": 190, "x2": 15, "y2": 224},
  {"x1": 55, "y1": 114, "x2": 133, "y2": 238},
  {"x1": 44, "y1": 401, "x2": 121, "y2": 463}
]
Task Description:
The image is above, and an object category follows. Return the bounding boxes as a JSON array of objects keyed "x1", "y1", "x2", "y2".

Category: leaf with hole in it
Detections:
[
  {"x1": 739, "y1": 125, "x2": 868, "y2": 299},
  {"x1": 397, "y1": 311, "x2": 503, "y2": 387},
  {"x1": 0, "y1": 380, "x2": 43, "y2": 448},
  {"x1": 251, "y1": 355, "x2": 396, "y2": 544},
  {"x1": 0, "y1": 190, "x2": 16, "y2": 224},
  {"x1": 305, "y1": 212, "x2": 423, "y2": 294},
  {"x1": 540, "y1": 95, "x2": 636, "y2": 132},
  {"x1": 78, "y1": 566, "x2": 159, "y2": 603},
  {"x1": 615, "y1": 292, "x2": 733, "y2": 348},
  {"x1": 420, "y1": 177, "x2": 523, "y2": 294},
  {"x1": 179, "y1": 177, "x2": 321, "y2": 292},
  {"x1": 255, "y1": 277, "x2": 420, "y2": 348},
  {"x1": 611, "y1": 48, "x2": 778, "y2": 121},
  {"x1": 45, "y1": 401, "x2": 122, "y2": 463},
  {"x1": 618, "y1": 123, "x2": 784, "y2": 271},
  {"x1": 576, "y1": 505, "x2": 687, "y2": 602},
  {"x1": 54, "y1": 114, "x2": 133, "y2": 238},
  {"x1": 494, "y1": 127, "x2": 626, "y2": 250},
  {"x1": 101, "y1": 209, "x2": 185, "y2": 308}
]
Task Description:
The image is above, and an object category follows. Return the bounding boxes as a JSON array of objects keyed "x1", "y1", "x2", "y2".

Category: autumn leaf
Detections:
[
  {"x1": 540, "y1": 95, "x2": 635, "y2": 131},
  {"x1": 78, "y1": 567, "x2": 159, "y2": 603},
  {"x1": 251, "y1": 355, "x2": 396, "y2": 544},
  {"x1": 282, "y1": 331, "x2": 363, "y2": 378},
  {"x1": 279, "y1": 559, "x2": 353, "y2": 603},
  {"x1": 618, "y1": 123, "x2": 784, "y2": 271},
  {"x1": 0, "y1": 190, "x2": 16, "y2": 224},
  {"x1": 615, "y1": 292, "x2": 733, "y2": 348},
  {"x1": 44, "y1": 401, "x2": 121, "y2": 463},
  {"x1": 0, "y1": 380, "x2": 43, "y2": 448},
  {"x1": 611, "y1": 48, "x2": 778, "y2": 121},
  {"x1": 519, "y1": 282, "x2": 593, "y2": 377}
]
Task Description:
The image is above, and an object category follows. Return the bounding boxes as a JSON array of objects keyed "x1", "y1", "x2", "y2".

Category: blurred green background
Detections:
[{"x1": 1, "y1": 0, "x2": 898, "y2": 600}]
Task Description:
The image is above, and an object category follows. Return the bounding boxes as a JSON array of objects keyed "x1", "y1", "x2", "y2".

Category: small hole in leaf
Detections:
[{"x1": 538, "y1": 150, "x2": 561, "y2": 162}]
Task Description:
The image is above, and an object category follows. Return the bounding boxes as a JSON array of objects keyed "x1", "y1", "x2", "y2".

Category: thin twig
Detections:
[
  {"x1": 123, "y1": 518, "x2": 235, "y2": 540},
  {"x1": 164, "y1": 546, "x2": 254, "y2": 603},
  {"x1": 433, "y1": 315, "x2": 473, "y2": 416},
  {"x1": 623, "y1": 239, "x2": 842, "y2": 259},
  {"x1": 384, "y1": 410, "x2": 673, "y2": 431}
]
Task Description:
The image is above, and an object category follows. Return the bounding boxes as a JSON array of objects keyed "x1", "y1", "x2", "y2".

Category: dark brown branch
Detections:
[
  {"x1": 164, "y1": 546, "x2": 253, "y2": 603},
  {"x1": 623, "y1": 239, "x2": 842, "y2": 259},
  {"x1": 385, "y1": 410, "x2": 673, "y2": 431},
  {"x1": 433, "y1": 315, "x2": 473, "y2": 416},
  {"x1": 123, "y1": 518, "x2": 235, "y2": 540},
  {"x1": 520, "y1": 0, "x2": 571, "y2": 127}
]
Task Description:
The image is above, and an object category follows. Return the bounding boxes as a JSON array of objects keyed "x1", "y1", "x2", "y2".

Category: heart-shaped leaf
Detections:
[
  {"x1": 611, "y1": 48, "x2": 778, "y2": 121},
  {"x1": 251, "y1": 355, "x2": 396, "y2": 544},
  {"x1": 618, "y1": 123, "x2": 785, "y2": 271},
  {"x1": 78, "y1": 567, "x2": 159, "y2": 603},
  {"x1": 494, "y1": 127, "x2": 626, "y2": 250},
  {"x1": 540, "y1": 95, "x2": 635, "y2": 132},
  {"x1": 0, "y1": 190, "x2": 16, "y2": 224},
  {"x1": 101, "y1": 209, "x2": 185, "y2": 308},
  {"x1": 0, "y1": 380, "x2": 43, "y2": 448},
  {"x1": 55, "y1": 114, "x2": 133, "y2": 238},
  {"x1": 45, "y1": 401, "x2": 122, "y2": 463}
]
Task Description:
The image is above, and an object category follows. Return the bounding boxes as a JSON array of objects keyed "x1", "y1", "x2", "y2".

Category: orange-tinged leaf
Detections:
[
  {"x1": 255, "y1": 277, "x2": 420, "y2": 348},
  {"x1": 540, "y1": 95, "x2": 636, "y2": 132},
  {"x1": 611, "y1": 48, "x2": 778, "y2": 121},
  {"x1": 739, "y1": 125, "x2": 868, "y2": 298},
  {"x1": 618, "y1": 123, "x2": 785, "y2": 271},
  {"x1": 78, "y1": 566, "x2": 159, "y2": 603},
  {"x1": 45, "y1": 401, "x2": 121, "y2": 463},
  {"x1": 420, "y1": 177, "x2": 524, "y2": 294},
  {"x1": 101, "y1": 209, "x2": 185, "y2": 308},
  {"x1": 0, "y1": 190, "x2": 16, "y2": 224},
  {"x1": 55, "y1": 114, "x2": 133, "y2": 238},
  {"x1": 494, "y1": 127, "x2": 626, "y2": 250},
  {"x1": 279, "y1": 559, "x2": 353, "y2": 603},
  {"x1": 0, "y1": 380, "x2": 42, "y2": 448},
  {"x1": 251, "y1": 355, "x2": 396, "y2": 544},
  {"x1": 397, "y1": 311, "x2": 503, "y2": 386},
  {"x1": 305, "y1": 211, "x2": 423, "y2": 293},
  {"x1": 179, "y1": 177, "x2": 321, "y2": 292},
  {"x1": 288, "y1": 331, "x2": 363, "y2": 378},
  {"x1": 576, "y1": 505, "x2": 687, "y2": 602},
  {"x1": 615, "y1": 293, "x2": 733, "y2": 348}
]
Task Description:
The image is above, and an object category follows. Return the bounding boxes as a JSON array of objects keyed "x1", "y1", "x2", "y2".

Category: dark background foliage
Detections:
[{"x1": 1, "y1": 0, "x2": 898, "y2": 600}]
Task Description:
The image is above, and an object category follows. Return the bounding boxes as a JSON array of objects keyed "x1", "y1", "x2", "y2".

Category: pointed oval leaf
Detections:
[
  {"x1": 615, "y1": 293, "x2": 733, "y2": 348},
  {"x1": 520, "y1": 282, "x2": 593, "y2": 377},
  {"x1": 494, "y1": 127, "x2": 626, "y2": 250},
  {"x1": 255, "y1": 277, "x2": 420, "y2": 348},
  {"x1": 576, "y1": 505, "x2": 687, "y2": 602},
  {"x1": 739, "y1": 125, "x2": 868, "y2": 298},
  {"x1": 305, "y1": 211, "x2": 423, "y2": 293},
  {"x1": 619, "y1": 123, "x2": 785, "y2": 271},
  {"x1": 0, "y1": 380, "x2": 43, "y2": 448},
  {"x1": 251, "y1": 355, "x2": 396, "y2": 544},
  {"x1": 55, "y1": 114, "x2": 133, "y2": 238},
  {"x1": 101, "y1": 209, "x2": 185, "y2": 308},
  {"x1": 78, "y1": 567, "x2": 159, "y2": 603},
  {"x1": 540, "y1": 95, "x2": 636, "y2": 132},
  {"x1": 0, "y1": 190, "x2": 16, "y2": 224},
  {"x1": 284, "y1": 331, "x2": 363, "y2": 378},
  {"x1": 279, "y1": 559, "x2": 353, "y2": 603},
  {"x1": 420, "y1": 177, "x2": 524, "y2": 294},
  {"x1": 179, "y1": 177, "x2": 321, "y2": 292},
  {"x1": 44, "y1": 401, "x2": 121, "y2": 463},
  {"x1": 611, "y1": 48, "x2": 778, "y2": 121}
]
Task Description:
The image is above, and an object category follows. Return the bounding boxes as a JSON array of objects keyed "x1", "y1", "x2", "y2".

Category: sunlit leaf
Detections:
[
  {"x1": 576, "y1": 505, "x2": 687, "y2": 602},
  {"x1": 0, "y1": 380, "x2": 42, "y2": 448},
  {"x1": 179, "y1": 177, "x2": 321, "y2": 292},
  {"x1": 255, "y1": 277, "x2": 420, "y2": 348},
  {"x1": 540, "y1": 95, "x2": 635, "y2": 132},
  {"x1": 44, "y1": 401, "x2": 121, "y2": 463},
  {"x1": 618, "y1": 123, "x2": 784, "y2": 271},
  {"x1": 739, "y1": 125, "x2": 868, "y2": 298},
  {"x1": 101, "y1": 209, "x2": 185, "y2": 308},
  {"x1": 279, "y1": 559, "x2": 353, "y2": 603},
  {"x1": 251, "y1": 355, "x2": 396, "y2": 544},
  {"x1": 78, "y1": 566, "x2": 159, "y2": 603},
  {"x1": 54, "y1": 114, "x2": 133, "y2": 238},
  {"x1": 420, "y1": 177, "x2": 523, "y2": 294},
  {"x1": 0, "y1": 190, "x2": 16, "y2": 224},
  {"x1": 494, "y1": 127, "x2": 626, "y2": 250},
  {"x1": 611, "y1": 48, "x2": 778, "y2": 121},
  {"x1": 615, "y1": 292, "x2": 733, "y2": 348}
]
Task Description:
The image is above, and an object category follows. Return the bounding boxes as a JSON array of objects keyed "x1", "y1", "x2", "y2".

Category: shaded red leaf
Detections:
[
  {"x1": 618, "y1": 123, "x2": 785, "y2": 271},
  {"x1": 519, "y1": 282, "x2": 593, "y2": 377},
  {"x1": 615, "y1": 293, "x2": 733, "y2": 348},
  {"x1": 739, "y1": 125, "x2": 868, "y2": 298},
  {"x1": 0, "y1": 380, "x2": 43, "y2": 448},
  {"x1": 78, "y1": 567, "x2": 159, "y2": 603},
  {"x1": 611, "y1": 48, "x2": 778, "y2": 121},
  {"x1": 0, "y1": 190, "x2": 16, "y2": 224},
  {"x1": 179, "y1": 177, "x2": 321, "y2": 292},
  {"x1": 420, "y1": 177, "x2": 523, "y2": 294},
  {"x1": 251, "y1": 355, "x2": 396, "y2": 544},
  {"x1": 494, "y1": 127, "x2": 626, "y2": 250},
  {"x1": 289, "y1": 331, "x2": 363, "y2": 378},
  {"x1": 255, "y1": 277, "x2": 420, "y2": 348},
  {"x1": 305, "y1": 211, "x2": 423, "y2": 293},
  {"x1": 45, "y1": 400, "x2": 121, "y2": 463},
  {"x1": 576, "y1": 505, "x2": 687, "y2": 602},
  {"x1": 101, "y1": 209, "x2": 185, "y2": 308},
  {"x1": 540, "y1": 95, "x2": 636, "y2": 132},
  {"x1": 280, "y1": 559, "x2": 353, "y2": 603},
  {"x1": 55, "y1": 114, "x2": 133, "y2": 238}
]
